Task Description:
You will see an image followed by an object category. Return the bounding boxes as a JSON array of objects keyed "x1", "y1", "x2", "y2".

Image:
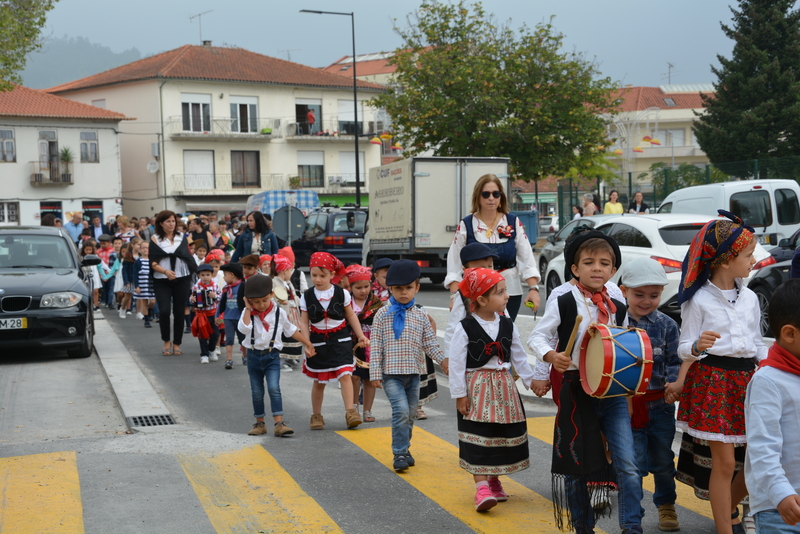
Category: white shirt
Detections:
[
  {"x1": 300, "y1": 286, "x2": 352, "y2": 334},
  {"x1": 443, "y1": 290, "x2": 508, "y2": 360},
  {"x1": 237, "y1": 305, "x2": 298, "y2": 351},
  {"x1": 528, "y1": 285, "x2": 628, "y2": 371},
  {"x1": 444, "y1": 214, "x2": 540, "y2": 296},
  {"x1": 214, "y1": 270, "x2": 226, "y2": 290},
  {"x1": 449, "y1": 313, "x2": 535, "y2": 398},
  {"x1": 745, "y1": 365, "x2": 800, "y2": 515},
  {"x1": 152, "y1": 233, "x2": 191, "y2": 279},
  {"x1": 678, "y1": 280, "x2": 767, "y2": 362}
]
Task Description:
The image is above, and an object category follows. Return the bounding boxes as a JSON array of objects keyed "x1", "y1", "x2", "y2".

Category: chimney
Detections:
[{"x1": 203, "y1": 40, "x2": 212, "y2": 47}]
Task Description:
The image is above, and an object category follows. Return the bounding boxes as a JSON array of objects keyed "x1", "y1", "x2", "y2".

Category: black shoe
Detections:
[
  {"x1": 225, "y1": 360, "x2": 233, "y2": 369},
  {"x1": 405, "y1": 451, "x2": 415, "y2": 467},
  {"x1": 184, "y1": 326, "x2": 191, "y2": 334},
  {"x1": 393, "y1": 454, "x2": 409, "y2": 471},
  {"x1": 144, "y1": 321, "x2": 152, "y2": 328}
]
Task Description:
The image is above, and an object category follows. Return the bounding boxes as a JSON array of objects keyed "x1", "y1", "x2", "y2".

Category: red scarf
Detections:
[
  {"x1": 576, "y1": 282, "x2": 616, "y2": 324},
  {"x1": 224, "y1": 280, "x2": 241, "y2": 300},
  {"x1": 761, "y1": 342, "x2": 800, "y2": 376},
  {"x1": 252, "y1": 302, "x2": 275, "y2": 333}
]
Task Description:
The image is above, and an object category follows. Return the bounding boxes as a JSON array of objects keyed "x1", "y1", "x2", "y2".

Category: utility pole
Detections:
[{"x1": 189, "y1": 10, "x2": 214, "y2": 43}]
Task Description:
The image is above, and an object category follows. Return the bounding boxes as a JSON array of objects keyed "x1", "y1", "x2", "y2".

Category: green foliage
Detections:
[
  {"x1": 372, "y1": 1, "x2": 620, "y2": 181},
  {"x1": 0, "y1": 0, "x2": 59, "y2": 91},
  {"x1": 694, "y1": 0, "x2": 800, "y2": 168},
  {"x1": 59, "y1": 146, "x2": 73, "y2": 163},
  {"x1": 642, "y1": 162, "x2": 728, "y2": 195}
]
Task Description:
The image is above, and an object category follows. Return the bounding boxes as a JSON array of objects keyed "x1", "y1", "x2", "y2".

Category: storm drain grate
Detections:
[{"x1": 127, "y1": 414, "x2": 176, "y2": 427}]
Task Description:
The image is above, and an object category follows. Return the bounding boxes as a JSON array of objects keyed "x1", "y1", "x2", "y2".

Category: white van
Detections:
[{"x1": 657, "y1": 179, "x2": 800, "y2": 248}]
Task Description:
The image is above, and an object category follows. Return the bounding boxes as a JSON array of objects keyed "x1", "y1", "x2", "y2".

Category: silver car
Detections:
[{"x1": 538, "y1": 214, "x2": 619, "y2": 275}]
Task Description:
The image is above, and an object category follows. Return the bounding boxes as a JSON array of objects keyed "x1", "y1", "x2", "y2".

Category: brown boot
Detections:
[
  {"x1": 345, "y1": 408, "x2": 362, "y2": 428},
  {"x1": 657, "y1": 503, "x2": 680, "y2": 532},
  {"x1": 310, "y1": 413, "x2": 325, "y2": 430}
]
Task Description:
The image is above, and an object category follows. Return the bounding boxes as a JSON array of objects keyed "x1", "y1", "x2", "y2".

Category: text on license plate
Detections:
[
  {"x1": 0, "y1": 318, "x2": 27, "y2": 330},
  {"x1": 347, "y1": 238, "x2": 364, "y2": 244}
]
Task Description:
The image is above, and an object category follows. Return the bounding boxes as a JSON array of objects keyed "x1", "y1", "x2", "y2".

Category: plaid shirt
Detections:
[
  {"x1": 369, "y1": 304, "x2": 444, "y2": 381},
  {"x1": 627, "y1": 309, "x2": 680, "y2": 391}
]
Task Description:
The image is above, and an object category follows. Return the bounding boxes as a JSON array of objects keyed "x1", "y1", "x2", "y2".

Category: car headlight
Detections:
[{"x1": 40, "y1": 292, "x2": 82, "y2": 308}]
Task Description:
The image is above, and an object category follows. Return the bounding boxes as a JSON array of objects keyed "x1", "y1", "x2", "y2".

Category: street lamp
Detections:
[{"x1": 300, "y1": 9, "x2": 362, "y2": 207}]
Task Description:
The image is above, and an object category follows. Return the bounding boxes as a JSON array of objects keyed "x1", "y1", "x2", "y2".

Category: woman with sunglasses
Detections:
[{"x1": 444, "y1": 174, "x2": 541, "y2": 320}]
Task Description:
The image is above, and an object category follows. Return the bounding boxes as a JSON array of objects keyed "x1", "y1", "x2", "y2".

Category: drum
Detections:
[
  {"x1": 272, "y1": 284, "x2": 288, "y2": 302},
  {"x1": 579, "y1": 324, "x2": 653, "y2": 398}
]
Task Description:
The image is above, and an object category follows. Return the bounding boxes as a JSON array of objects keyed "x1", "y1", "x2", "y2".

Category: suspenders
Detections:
[{"x1": 250, "y1": 307, "x2": 281, "y2": 351}]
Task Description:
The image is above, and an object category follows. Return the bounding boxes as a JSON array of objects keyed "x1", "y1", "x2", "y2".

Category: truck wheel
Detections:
[{"x1": 428, "y1": 274, "x2": 445, "y2": 285}]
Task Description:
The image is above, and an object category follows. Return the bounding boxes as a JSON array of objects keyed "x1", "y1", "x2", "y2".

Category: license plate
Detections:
[
  {"x1": 0, "y1": 318, "x2": 27, "y2": 330},
  {"x1": 347, "y1": 238, "x2": 364, "y2": 244}
]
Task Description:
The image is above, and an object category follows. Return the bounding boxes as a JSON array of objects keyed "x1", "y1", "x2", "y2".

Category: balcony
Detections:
[
  {"x1": 29, "y1": 161, "x2": 74, "y2": 186},
  {"x1": 640, "y1": 145, "x2": 706, "y2": 159},
  {"x1": 285, "y1": 120, "x2": 373, "y2": 143},
  {"x1": 166, "y1": 117, "x2": 283, "y2": 141},
  {"x1": 296, "y1": 173, "x2": 368, "y2": 195},
  {"x1": 170, "y1": 173, "x2": 286, "y2": 196}
]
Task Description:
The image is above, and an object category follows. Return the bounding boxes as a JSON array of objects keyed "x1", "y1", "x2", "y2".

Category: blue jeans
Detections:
[
  {"x1": 566, "y1": 396, "x2": 644, "y2": 532},
  {"x1": 101, "y1": 275, "x2": 115, "y2": 306},
  {"x1": 754, "y1": 510, "x2": 800, "y2": 533},
  {"x1": 382, "y1": 374, "x2": 420, "y2": 455},
  {"x1": 632, "y1": 400, "x2": 677, "y2": 508},
  {"x1": 247, "y1": 348, "x2": 283, "y2": 418}
]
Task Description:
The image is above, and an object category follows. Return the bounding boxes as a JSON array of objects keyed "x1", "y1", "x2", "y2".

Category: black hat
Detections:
[
  {"x1": 460, "y1": 243, "x2": 499, "y2": 266},
  {"x1": 385, "y1": 259, "x2": 420, "y2": 286},
  {"x1": 373, "y1": 258, "x2": 394, "y2": 272},
  {"x1": 244, "y1": 273, "x2": 273, "y2": 298},
  {"x1": 563, "y1": 228, "x2": 622, "y2": 281},
  {"x1": 220, "y1": 262, "x2": 243, "y2": 279},
  {"x1": 197, "y1": 263, "x2": 214, "y2": 273}
]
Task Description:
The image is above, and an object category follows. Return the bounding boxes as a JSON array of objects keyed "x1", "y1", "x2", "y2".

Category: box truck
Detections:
[{"x1": 364, "y1": 157, "x2": 511, "y2": 283}]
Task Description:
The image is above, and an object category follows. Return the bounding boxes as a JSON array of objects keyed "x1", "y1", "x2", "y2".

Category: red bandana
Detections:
[
  {"x1": 273, "y1": 254, "x2": 293, "y2": 273},
  {"x1": 346, "y1": 264, "x2": 372, "y2": 284},
  {"x1": 576, "y1": 282, "x2": 617, "y2": 324},
  {"x1": 224, "y1": 279, "x2": 241, "y2": 300},
  {"x1": 252, "y1": 302, "x2": 275, "y2": 333},
  {"x1": 761, "y1": 342, "x2": 800, "y2": 377},
  {"x1": 310, "y1": 252, "x2": 347, "y2": 283},
  {"x1": 459, "y1": 268, "x2": 505, "y2": 311},
  {"x1": 205, "y1": 249, "x2": 224, "y2": 264}
]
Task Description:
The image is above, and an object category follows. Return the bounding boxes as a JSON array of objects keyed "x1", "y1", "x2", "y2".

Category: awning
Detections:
[
  {"x1": 184, "y1": 200, "x2": 248, "y2": 212},
  {"x1": 519, "y1": 193, "x2": 557, "y2": 203},
  {"x1": 318, "y1": 195, "x2": 369, "y2": 207}
]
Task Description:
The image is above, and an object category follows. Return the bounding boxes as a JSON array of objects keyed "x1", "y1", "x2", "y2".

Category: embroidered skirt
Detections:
[
  {"x1": 418, "y1": 355, "x2": 439, "y2": 406},
  {"x1": 676, "y1": 433, "x2": 746, "y2": 500},
  {"x1": 302, "y1": 328, "x2": 355, "y2": 383},
  {"x1": 278, "y1": 304, "x2": 303, "y2": 359},
  {"x1": 458, "y1": 369, "x2": 529, "y2": 475},
  {"x1": 676, "y1": 355, "x2": 755, "y2": 443}
]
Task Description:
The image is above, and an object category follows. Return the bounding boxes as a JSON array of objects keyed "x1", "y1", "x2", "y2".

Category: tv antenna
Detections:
[
  {"x1": 278, "y1": 49, "x2": 302, "y2": 61},
  {"x1": 663, "y1": 62, "x2": 677, "y2": 84},
  {"x1": 189, "y1": 10, "x2": 214, "y2": 43}
]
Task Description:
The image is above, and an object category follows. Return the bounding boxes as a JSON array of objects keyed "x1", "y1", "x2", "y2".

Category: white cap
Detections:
[{"x1": 620, "y1": 257, "x2": 668, "y2": 287}]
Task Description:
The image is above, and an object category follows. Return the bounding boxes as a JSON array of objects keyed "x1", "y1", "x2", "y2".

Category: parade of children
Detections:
[{"x1": 89, "y1": 206, "x2": 800, "y2": 534}]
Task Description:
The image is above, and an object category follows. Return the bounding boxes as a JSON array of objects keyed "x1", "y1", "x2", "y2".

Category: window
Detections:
[
  {"x1": 657, "y1": 202, "x2": 672, "y2": 213},
  {"x1": 40, "y1": 201, "x2": 62, "y2": 221},
  {"x1": 0, "y1": 234, "x2": 75, "y2": 268},
  {"x1": 654, "y1": 129, "x2": 685, "y2": 147},
  {"x1": 0, "y1": 130, "x2": 15, "y2": 162},
  {"x1": 730, "y1": 190, "x2": 772, "y2": 227},
  {"x1": 305, "y1": 213, "x2": 328, "y2": 238},
  {"x1": 776, "y1": 189, "x2": 800, "y2": 225},
  {"x1": 230, "y1": 96, "x2": 258, "y2": 133},
  {"x1": 663, "y1": 98, "x2": 677, "y2": 107},
  {"x1": 338, "y1": 99, "x2": 363, "y2": 135},
  {"x1": 80, "y1": 132, "x2": 98, "y2": 162},
  {"x1": 91, "y1": 99, "x2": 106, "y2": 109},
  {"x1": 297, "y1": 151, "x2": 324, "y2": 187},
  {"x1": 295, "y1": 98, "x2": 321, "y2": 135},
  {"x1": 331, "y1": 212, "x2": 366, "y2": 233},
  {"x1": 0, "y1": 202, "x2": 20, "y2": 225},
  {"x1": 338, "y1": 150, "x2": 365, "y2": 184},
  {"x1": 181, "y1": 93, "x2": 212, "y2": 132},
  {"x1": 231, "y1": 151, "x2": 260, "y2": 188},
  {"x1": 182, "y1": 150, "x2": 215, "y2": 190},
  {"x1": 659, "y1": 224, "x2": 709, "y2": 246},
  {"x1": 599, "y1": 223, "x2": 651, "y2": 248}
]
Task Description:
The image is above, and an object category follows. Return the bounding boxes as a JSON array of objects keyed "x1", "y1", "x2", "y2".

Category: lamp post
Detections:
[{"x1": 300, "y1": 9, "x2": 362, "y2": 207}]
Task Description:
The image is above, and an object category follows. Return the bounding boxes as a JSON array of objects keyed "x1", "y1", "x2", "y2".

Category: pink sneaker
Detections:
[
  {"x1": 488, "y1": 478, "x2": 508, "y2": 502},
  {"x1": 475, "y1": 485, "x2": 498, "y2": 512}
]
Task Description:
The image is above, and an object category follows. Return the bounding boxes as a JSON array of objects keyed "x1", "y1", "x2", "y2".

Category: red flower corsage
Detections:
[{"x1": 497, "y1": 225, "x2": 513, "y2": 237}]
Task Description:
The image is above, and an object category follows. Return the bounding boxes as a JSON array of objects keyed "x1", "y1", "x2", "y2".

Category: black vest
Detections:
[
  {"x1": 460, "y1": 315, "x2": 514, "y2": 369},
  {"x1": 556, "y1": 292, "x2": 626, "y2": 352},
  {"x1": 304, "y1": 285, "x2": 346, "y2": 324}
]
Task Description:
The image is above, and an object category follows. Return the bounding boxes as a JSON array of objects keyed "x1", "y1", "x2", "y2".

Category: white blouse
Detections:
[
  {"x1": 449, "y1": 312, "x2": 535, "y2": 398},
  {"x1": 300, "y1": 286, "x2": 352, "y2": 339},
  {"x1": 152, "y1": 233, "x2": 190, "y2": 279},
  {"x1": 678, "y1": 280, "x2": 767, "y2": 362},
  {"x1": 444, "y1": 214, "x2": 540, "y2": 296}
]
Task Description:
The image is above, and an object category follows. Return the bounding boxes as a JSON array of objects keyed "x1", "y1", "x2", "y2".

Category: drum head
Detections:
[
  {"x1": 584, "y1": 326, "x2": 607, "y2": 394},
  {"x1": 273, "y1": 285, "x2": 288, "y2": 302}
]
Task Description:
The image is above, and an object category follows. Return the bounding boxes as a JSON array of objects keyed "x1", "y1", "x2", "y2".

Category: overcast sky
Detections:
[{"x1": 42, "y1": 0, "x2": 747, "y2": 86}]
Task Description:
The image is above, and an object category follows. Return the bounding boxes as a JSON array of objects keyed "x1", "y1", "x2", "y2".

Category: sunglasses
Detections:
[{"x1": 481, "y1": 191, "x2": 502, "y2": 199}]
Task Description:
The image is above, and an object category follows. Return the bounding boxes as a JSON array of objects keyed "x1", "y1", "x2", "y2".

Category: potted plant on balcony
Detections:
[
  {"x1": 59, "y1": 147, "x2": 74, "y2": 183},
  {"x1": 288, "y1": 176, "x2": 301, "y2": 189}
]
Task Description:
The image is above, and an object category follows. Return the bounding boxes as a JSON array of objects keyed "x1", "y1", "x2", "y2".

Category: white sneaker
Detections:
[
  {"x1": 119, "y1": 309, "x2": 126, "y2": 319},
  {"x1": 200, "y1": 356, "x2": 209, "y2": 364},
  {"x1": 136, "y1": 312, "x2": 144, "y2": 320},
  {"x1": 210, "y1": 353, "x2": 219, "y2": 362},
  {"x1": 126, "y1": 310, "x2": 132, "y2": 315},
  {"x1": 280, "y1": 363, "x2": 293, "y2": 372},
  {"x1": 214, "y1": 346, "x2": 221, "y2": 356}
]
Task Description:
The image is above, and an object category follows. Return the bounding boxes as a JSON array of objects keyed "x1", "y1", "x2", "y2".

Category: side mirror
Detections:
[
  {"x1": 546, "y1": 235, "x2": 555, "y2": 244},
  {"x1": 82, "y1": 254, "x2": 101, "y2": 266},
  {"x1": 346, "y1": 211, "x2": 356, "y2": 231},
  {"x1": 778, "y1": 238, "x2": 791, "y2": 248}
]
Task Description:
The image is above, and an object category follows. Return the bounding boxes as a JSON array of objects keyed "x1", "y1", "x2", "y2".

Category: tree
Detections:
[
  {"x1": 694, "y1": 0, "x2": 800, "y2": 170},
  {"x1": 642, "y1": 162, "x2": 728, "y2": 197},
  {"x1": 372, "y1": 1, "x2": 620, "y2": 181},
  {"x1": 0, "y1": 0, "x2": 59, "y2": 91}
]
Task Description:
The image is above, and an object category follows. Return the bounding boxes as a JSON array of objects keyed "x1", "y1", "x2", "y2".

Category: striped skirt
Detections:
[
  {"x1": 418, "y1": 355, "x2": 439, "y2": 406},
  {"x1": 458, "y1": 369, "x2": 529, "y2": 475}
]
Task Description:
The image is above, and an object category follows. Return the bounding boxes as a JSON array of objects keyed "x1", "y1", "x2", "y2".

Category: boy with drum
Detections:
[
  {"x1": 618, "y1": 258, "x2": 681, "y2": 532},
  {"x1": 529, "y1": 231, "x2": 644, "y2": 534}
]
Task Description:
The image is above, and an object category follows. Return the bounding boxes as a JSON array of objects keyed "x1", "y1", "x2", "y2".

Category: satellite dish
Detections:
[
  {"x1": 272, "y1": 205, "x2": 306, "y2": 242},
  {"x1": 146, "y1": 161, "x2": 159, "y2": 174}
]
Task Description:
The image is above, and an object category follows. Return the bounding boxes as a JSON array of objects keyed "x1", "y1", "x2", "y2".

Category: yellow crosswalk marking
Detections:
[
  {"x1": 526, "y1": 416, "x2": 714, "y2": 520},
  {"x1": 338, "y1": 425, "x2": 600, "y2": 534},
  {"x1": 0, "y1": 451, "x2": 84, "y2": 534},
  {"x1": 178, "y1": 444, "x2": 343, "y2": 534}
]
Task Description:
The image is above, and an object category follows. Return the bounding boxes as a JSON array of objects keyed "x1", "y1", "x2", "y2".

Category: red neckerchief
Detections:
[
  {"x1": 576, "y1": 282, "x2": 616, "y2": 324},
  {"x1": 224, "y1": 279, "x2": 241, "y2": 299},
  {"x1": 761, "y1": 342, "x2": 800, "y2": 377},
  {"x1": 252, "y1": 302, "x2": 275, "y2": 333}
]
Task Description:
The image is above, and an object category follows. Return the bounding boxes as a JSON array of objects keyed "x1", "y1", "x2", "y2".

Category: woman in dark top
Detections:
[
  {"x1": 231, "y1": 211, "x2": 279, "y2": 262},
  {"x1": 188, "y1": 218, "x2": 213, "y2": 249},
  {"x1": 627, "y1": 191, "x2": 651, "y2": 214}
]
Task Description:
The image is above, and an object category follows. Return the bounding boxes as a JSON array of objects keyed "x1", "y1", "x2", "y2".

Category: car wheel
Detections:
[
  {"x1": 68, "y1": 310, "x2": 94, "y2": 359},
  {"x1": 428, "y1": 274, "x2": 445, "y2": 285},
  {"x1": 753, "y1": 286, "x2": 772, "y2": 338},
  {"x1": 546, "y1": 271, "x2": 561, "y2": 301},
  {"x1": 539, "y1": 257, "x2": 548, "y2": 277}
]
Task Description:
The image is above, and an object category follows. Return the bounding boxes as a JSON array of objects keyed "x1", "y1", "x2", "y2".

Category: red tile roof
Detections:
[
  {"x1": 322, "y1": 55, "x2": 397, "y2": 79},
  {"x1": 47, "y1": 45, "x2": 386, "y2": 94},
  {"x1": 0, "y1": 84, "x2": 128, "y2": 120},
  {"x1": 613, "y1": 86, "x2": 709, "y2": 112}
]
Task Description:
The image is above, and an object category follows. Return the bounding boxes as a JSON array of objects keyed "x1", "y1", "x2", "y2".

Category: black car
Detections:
[
  {"x1": 748, "y1": 258, "x2": 791, "y2": 337},
  {"x1": 0, "y1": 227, "x2": 100, "y2": 358},
  {"x1": 292, "y1": 206, "x2": 367, "y2": 267},
  {"x1": 769, "y1": 228, "x2": 800, "y2": 261}
]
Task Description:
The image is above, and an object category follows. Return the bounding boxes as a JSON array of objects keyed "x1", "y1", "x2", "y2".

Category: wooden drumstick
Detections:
[{"x1": 563, "y1": 315, "x2": 583, "y2": 358}]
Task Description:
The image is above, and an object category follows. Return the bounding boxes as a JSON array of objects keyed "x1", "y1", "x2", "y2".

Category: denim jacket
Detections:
[{"x1": 231, "y1": 228, "x2": 279, "y2": 262}]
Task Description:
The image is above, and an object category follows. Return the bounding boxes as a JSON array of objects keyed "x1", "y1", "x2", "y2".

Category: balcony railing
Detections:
[
  {"x1": 170, "y1": 173, "x2": 286, "y2": 195},
  {"x1": 285, "y1": 120, "x2": 367, "y2": 139},
  {"x1": 166, "y1": 117, "x2": 283, "y2": 139},
  {"x1": 29, "y1": 161, "x2": 74, "y2": 186},
  {"x1": 326, "y1": 173, "x2": 366, "y2": 187}
]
